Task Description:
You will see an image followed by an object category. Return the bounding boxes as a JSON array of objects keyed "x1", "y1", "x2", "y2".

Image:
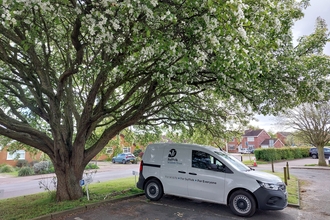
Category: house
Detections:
[
  {"x1": 96, "y1": 134, "x2": 139, "y2": 161},
  {"x1": 241, "y1": 129, "x2": 271, "y2": 152},
  {"x1": 260, "y1": 138, "x2": 285, "y2": 148},
  {"x1": 228, "y1": 129, "x2": 287, "y2": 153},
  {"x1": 0, "y1": 146, "x2": 42, "y2": 167},
  {"x1": 276, "y1": 132, "x2": 292, "y2": 146},
  {"x1": 227, "y1": 137, "x2": 241, "y2": 153}
]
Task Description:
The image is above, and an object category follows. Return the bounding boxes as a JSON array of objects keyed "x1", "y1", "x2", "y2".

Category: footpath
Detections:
[{"x1": 248, "y1": 157, "x2": 330, "y2": 171}]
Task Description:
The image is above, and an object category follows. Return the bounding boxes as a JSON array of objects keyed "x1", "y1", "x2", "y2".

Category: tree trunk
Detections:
[
  {"x1": 317, "y1": 146, "x2": 327, "y2": 166},
  {"x1": 54, "y1": 162, "x2": 84, "y2": 201}
]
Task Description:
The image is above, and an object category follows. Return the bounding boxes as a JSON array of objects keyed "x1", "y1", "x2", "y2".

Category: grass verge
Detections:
[
  {"x1": 0, "y1": 176, "x2": 143, "y2": 220},
  {"x1": 0, "y1": 172, "x2": 299, "y2": 220},
  {"x1": 264, "y1": 171, "x2": 299, "y2": 205},
  {"x1": 242, "y1": 160, "x2": 269, "y2": 165}
]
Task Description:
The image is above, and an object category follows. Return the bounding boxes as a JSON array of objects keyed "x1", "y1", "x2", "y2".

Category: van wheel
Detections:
[
  {"x1": 145, "y1": 179, "x2": 163, "y2": 201},
  {"x1": 122, "y1": 159, "x2": 126, "y2": 164},
  {"x1": 312, "y1": 154, "x2": 317, "y2": 159},
  {"x1": 229, "y1": 190, "x2": 256, "y2": 217}
]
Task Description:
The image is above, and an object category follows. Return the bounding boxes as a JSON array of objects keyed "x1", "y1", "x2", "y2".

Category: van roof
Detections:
[{"x1": 149, "y1": 142, "x2": 222, "y2": 152}]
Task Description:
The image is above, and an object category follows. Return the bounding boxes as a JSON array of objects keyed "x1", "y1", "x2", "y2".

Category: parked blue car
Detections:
[{"x1": 112, "y1": 153, "x2": 136, "y2": 164}]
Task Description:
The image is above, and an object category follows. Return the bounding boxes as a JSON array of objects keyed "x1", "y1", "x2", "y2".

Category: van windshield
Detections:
[{"x1": 214, "y1": 151, "x2": 251, "y2": 171}]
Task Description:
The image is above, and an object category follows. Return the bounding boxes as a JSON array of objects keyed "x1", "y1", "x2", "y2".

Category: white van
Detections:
[{"x1": 137, "y1": 143, "x2": 287, "y2": 217}]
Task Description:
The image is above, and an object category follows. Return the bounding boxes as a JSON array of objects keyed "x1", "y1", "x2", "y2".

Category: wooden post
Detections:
[
  {"x1": 283, "y1": 167, "x2": 287, "y2": 185},
  {"x1": 286, "y1": 162, "x2": 290, "y2": 180},
  {"x1": 271, "y1": 160, "x2": 274, "y2": 173}
]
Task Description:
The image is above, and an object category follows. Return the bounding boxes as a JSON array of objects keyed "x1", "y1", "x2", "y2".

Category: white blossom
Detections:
[
  {"x1": 210, "y1": 36, "x2": 219, "y2": 46},
  {"x1": 150, "y1": 0, "x2": 158, "y2": 7},
  {"x1": 238, "y1": 26, "x2": 247, "y2": 40}
]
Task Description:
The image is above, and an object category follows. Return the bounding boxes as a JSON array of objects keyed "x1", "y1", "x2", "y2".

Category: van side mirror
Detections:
[{"x1": 216, "y1": 164, "x2": 226, "y2": 172}]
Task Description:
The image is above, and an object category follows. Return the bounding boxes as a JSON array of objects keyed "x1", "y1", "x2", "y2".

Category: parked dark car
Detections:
[
  {"x1": 112, "y1": 153, "x2": 136, "y2": 164},
  {"x1": 309, "y1": 147, "x2": 330, "y2": 159}
]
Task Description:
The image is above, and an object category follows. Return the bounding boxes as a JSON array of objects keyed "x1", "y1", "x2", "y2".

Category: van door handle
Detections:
[
  {"x1": 189, "y1": 172, "x2": 197, "y2": 175},
  {"x1": 178, "y1": 171, "x2": 186, "y2": 174}
]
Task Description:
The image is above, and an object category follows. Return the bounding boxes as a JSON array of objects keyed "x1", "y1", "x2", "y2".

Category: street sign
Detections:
[
  {"x1": 84, "y1": 176, "x2": 93, "y2": 184},
  {"x1": 79, "y1": 179, "x2": 85, "y2": 186},
  {"x1": 0, "y1": 189, "x2": 4, "y2": 198}
]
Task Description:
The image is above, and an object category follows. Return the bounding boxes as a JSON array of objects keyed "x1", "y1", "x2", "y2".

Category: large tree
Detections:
[
  {"x1": 280, "y1": 102, "x2": 330, "y2": 166},
  {"x1": 0, "y1": 0, "x2": 329, "y2": 201}
]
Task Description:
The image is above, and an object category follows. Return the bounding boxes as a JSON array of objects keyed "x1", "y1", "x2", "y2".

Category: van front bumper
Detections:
[{"x1": 253, "y1": 187, "x2": 288, "y2": 210}]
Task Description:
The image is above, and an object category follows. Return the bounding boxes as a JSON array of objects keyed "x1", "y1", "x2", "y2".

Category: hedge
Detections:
[{"x1": 254, "y1": 147, "x2": 310, "y2": 161}]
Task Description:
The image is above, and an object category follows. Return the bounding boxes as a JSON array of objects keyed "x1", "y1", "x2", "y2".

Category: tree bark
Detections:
[
  {"x1": 317, "y1": 146, "x2": 327, "y2": 166},
  {"x1": 53, "y1": 161, "x2": 84, "y2": 201}
]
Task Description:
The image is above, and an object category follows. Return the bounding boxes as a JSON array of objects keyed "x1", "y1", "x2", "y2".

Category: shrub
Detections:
[
  {"x1": 85, "y1": 163, "x2": 99, "y2": 170},
  {"x1": 48, "y1": 166, "x2": 55, "y2": 173},
  {"x1": 33, "y1": 161, "x2": 53, "y2": 174},
  {"x1": 0, "y1": 164, "x2": 15, "y2": 173},
  {"x1": 255, "y1": 147, "x2": 311, "y2": 161},
  {"x1": 18, "y1": 167, "x2": 34, "y2": 176},
  {"x1": 16, "y1": 159, "x2": 29, "y2": 168},
  {"x1": 133, "y1": 149, "x2": 142, "y2": 157}
]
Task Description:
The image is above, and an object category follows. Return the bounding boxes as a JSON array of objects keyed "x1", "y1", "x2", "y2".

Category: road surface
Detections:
[{"x1": 0, "y1": 163, "x2": 139, "y2": 199}]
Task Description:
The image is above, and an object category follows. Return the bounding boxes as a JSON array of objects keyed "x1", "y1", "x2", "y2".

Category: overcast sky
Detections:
[{"x1": 250, "y1": 0, "x2": 330, "y2": 132}]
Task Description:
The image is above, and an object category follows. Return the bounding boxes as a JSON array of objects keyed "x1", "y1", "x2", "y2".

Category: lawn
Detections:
[
  {"x1": 0, "y1": 177, "x2": 143, "y2": 220},
  {"x1": 0, "y1": 173, "x2": 299, "y2": 220},
  {"x1": 264, "y1": 171, "x2": 299, "y2": 205}
]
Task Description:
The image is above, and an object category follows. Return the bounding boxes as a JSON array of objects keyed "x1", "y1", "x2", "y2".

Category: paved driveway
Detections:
[{"x1": 49, "y1": 158, "x2": 330, "y2": 220}]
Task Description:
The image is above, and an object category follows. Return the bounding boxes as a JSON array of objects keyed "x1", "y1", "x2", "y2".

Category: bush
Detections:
[
  {"x1": 18, "y1": 167, "x2": 34, "y2": 176},
  {"x1": 85, "y1": 163, "x2": 99, "y2": 170},
  {"x1": 16, "y1": 160, "x2": 29, "y2": 168},
  {"x1": 48, "y1": 166, "x2": 55, "y2": 173},
  {"x1": 0, "y1": 164, "x2": 15, "y2": 173},
  {"x1": 133, "y1": 149, "x2": 142, "y2": 157},
  {"x1": 255, "y1": 147, "x2": 311, "y2": 161},
  {"x1": 33, "y1": 161, "x2": 53, "y2": 174}
]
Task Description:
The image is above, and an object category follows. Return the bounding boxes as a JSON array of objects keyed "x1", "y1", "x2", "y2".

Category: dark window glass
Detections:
[{"x1": 192, "y1": 150, "x2": 224, "y2": 171}]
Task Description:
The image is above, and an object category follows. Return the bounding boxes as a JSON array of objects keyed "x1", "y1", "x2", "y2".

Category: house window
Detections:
[
  {"x1": 123, "y1": 147, "x2": 131, "y2": 153},
  {"x1": 105, "y1": 147, "x2": 113, "y2": 154},
  {"x1": 7, "y1": 150, "x2": 25, "y2": 160},
  {"x1": 247, "y1": 137, "x2": 254, "y2": 142},
  {"x1": 228, "y1": 145, "x2": 236, "y2": 150}
]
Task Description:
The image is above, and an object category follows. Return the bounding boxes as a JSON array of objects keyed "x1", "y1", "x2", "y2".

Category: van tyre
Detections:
[
  {"x1": 229, "y1": 190, "x2": 256, "y2": 217},
  {"x1": 145, "y1": 179, "x2": 163, "y2": 201},
  {"x1": 122, "y1": 159, "x2": 126, "y2": 164}
]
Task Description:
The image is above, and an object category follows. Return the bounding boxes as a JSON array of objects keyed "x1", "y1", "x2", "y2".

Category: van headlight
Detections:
[{"x1": 257, "y1": 180, "x2": 280, "y2": 190}]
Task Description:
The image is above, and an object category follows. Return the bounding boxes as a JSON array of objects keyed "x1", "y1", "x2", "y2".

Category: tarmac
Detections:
[{"x1": 28, "y1": 157, "x2": 330, "y2": 220}]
